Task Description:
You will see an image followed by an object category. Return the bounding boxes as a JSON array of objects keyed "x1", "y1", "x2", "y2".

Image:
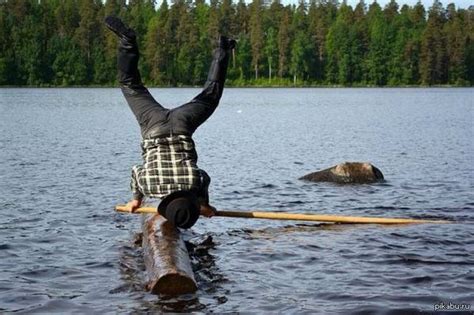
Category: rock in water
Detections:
[{"x1": 299, "y1": 162, "x2": 384, "y2": 184}]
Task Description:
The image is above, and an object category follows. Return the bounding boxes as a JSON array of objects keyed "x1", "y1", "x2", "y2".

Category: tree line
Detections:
[{"x1": 0, "y1": 0, "x2": 472, "y2": 87}]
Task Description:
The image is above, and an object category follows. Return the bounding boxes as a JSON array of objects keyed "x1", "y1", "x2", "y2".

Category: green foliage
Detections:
[
  {"x1": 264, "y1": 27, "x2": 277, "y2": 81},
  {"x1": 249, "y1": 0, "x2": 263, "y2": 79},
  {"x1": 50, "y1": 35, "x2": 88, "y2": 85},
  {"x1": 326, "y1": 4, "x2": 363, "y2": 85},
  {"x1": 290, "y1": 31, "x2": 315, "y2": 84},
  {"x1": 420, "y1": 0, "x2": 448, "y2": 85},
  {"x1": 234, "y1": 33, "x2": 252, "y2": 80},
  {"x1": 0, "y1": 0, "x2": 471, "y2": 86},
  {"x1": 365, "y1": 3, "x2": 392, "y2": 85},
  {"x1": 277, "y1": 8, "x2": 290, "y2": 78}
]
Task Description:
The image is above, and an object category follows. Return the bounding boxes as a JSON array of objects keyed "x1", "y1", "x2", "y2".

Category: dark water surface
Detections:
[{"x1": 1, "y1": 88, "x2": 473, "y2": 314}]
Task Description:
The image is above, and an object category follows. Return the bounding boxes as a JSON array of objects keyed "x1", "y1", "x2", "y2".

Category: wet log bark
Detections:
[{"x1": 142, "y1": 214, "x2": 197, "y2": 295}]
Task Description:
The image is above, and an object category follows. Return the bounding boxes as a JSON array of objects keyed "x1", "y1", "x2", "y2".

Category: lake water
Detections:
[{"x1": 0, "y1": 88, "x2": 473, "y2": 314}]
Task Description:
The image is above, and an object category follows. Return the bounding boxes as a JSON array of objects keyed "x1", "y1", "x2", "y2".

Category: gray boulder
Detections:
[{"x1": 299, "y1": 162, "x2": 384, "y2": 184}]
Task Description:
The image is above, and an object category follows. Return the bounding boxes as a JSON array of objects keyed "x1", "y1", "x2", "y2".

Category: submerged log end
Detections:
[
  {"x1": 142, "y1": 214, "x2": 197, "y2": 295},
  {"x1": 148, "y1": 273, "x2": 198, "y2": 295}
]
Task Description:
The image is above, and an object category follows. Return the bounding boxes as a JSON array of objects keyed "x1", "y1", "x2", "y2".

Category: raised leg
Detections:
[
  {"x1": 172, "y1": 36, "x2": 235, "y2": 133},
  {"x1": 105, "y1": 16, "x2": 167, "y2": 137}
]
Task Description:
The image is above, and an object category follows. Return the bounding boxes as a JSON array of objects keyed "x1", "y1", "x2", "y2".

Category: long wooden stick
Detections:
[{"x1": 115, "y1": 205, "x2": 449, "y2": 224}]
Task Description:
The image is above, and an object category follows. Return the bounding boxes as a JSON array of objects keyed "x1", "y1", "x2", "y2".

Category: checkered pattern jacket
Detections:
[{"x1": 131, "y1": 135, "x2": 207, "y2": 200}]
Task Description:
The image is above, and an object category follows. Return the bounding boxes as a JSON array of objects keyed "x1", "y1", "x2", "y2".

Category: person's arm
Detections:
[
  {"x1": 196, "y1": 170, "x2": 215, "y2": 217},
  {"x1": 200, "y1": 203, "x2": 216, "y2": 217},
  {"x1": 127, "y1": 198, "x2": 142, "y2": 212},
  {"x1": 130, "y1": 166, "x2": 144, "y2": 212}
]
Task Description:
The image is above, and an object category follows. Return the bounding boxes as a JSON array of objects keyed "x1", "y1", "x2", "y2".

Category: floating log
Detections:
[{"x1": 142, "y1": 214, "x2": 197, "y2": 295}]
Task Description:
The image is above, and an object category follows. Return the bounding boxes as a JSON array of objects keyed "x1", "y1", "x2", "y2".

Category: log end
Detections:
[
  {"x1": 142, "y1": 214, "x2": 198, "y2": 295},
  {"x1": 148, "y1": 273, "x2": 198, "y2": 295}
]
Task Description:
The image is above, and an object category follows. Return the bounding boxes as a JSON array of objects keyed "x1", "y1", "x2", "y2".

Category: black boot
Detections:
[
  {"x1": 219, "y1": 35, "x2": 236, "y2": 51},
  {"x1": 105, "y1": 16, "x2": 141, "y2": 86},
  {"x1": 105, "y1": 16, "x2": 136, "y2": 43},
  {"x1": 207, "y1": 35, "x2": 236, "y2": 83},
  {"x1": 195, "y1": 36, "x2": 235, "y2": 104}
]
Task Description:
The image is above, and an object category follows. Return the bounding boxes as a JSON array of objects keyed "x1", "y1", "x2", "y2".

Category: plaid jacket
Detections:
[{"x1": 131, "y1": 135, "x2": 209, "y2": 201}]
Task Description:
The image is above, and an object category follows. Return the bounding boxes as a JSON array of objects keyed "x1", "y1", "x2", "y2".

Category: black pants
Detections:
[{"x1": 118, "y1": 38, "x2": 231, "y2": 138}]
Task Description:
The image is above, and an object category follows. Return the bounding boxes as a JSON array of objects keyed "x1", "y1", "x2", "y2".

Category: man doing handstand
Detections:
[{"x1": 105, "y1": 16, "x2": 235, "y2": 229}]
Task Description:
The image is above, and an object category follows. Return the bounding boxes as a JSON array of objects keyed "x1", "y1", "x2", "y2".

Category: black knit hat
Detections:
[{"x1": 158, "y1": 191, "x2": 200, "y2": 229}]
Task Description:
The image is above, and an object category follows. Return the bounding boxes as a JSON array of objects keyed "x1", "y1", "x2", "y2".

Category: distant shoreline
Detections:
[{"x1": 0, "y1": 84, "x2": 472, "y2": 89}]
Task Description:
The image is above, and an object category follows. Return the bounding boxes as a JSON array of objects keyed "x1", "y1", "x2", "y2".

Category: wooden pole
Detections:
[
  {"x1": 116, "y1": 205, "x2": 449, "y2": 224},
  {"x1": 142, "y1": 214, "x2": 197, "y2": 295},
  {"x1": 215, "y1": 210, "x2": 449, "y2": 224}
]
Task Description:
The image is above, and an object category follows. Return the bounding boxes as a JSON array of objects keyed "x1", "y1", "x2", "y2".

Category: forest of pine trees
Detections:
[{"x1": 0, "y1": 0, "x2": 472, "y2": 86}]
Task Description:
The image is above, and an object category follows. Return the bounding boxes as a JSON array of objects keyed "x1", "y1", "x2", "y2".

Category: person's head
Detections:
[{"x1": 158, "y1": 191, "x2": 200, "y2": 229}]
